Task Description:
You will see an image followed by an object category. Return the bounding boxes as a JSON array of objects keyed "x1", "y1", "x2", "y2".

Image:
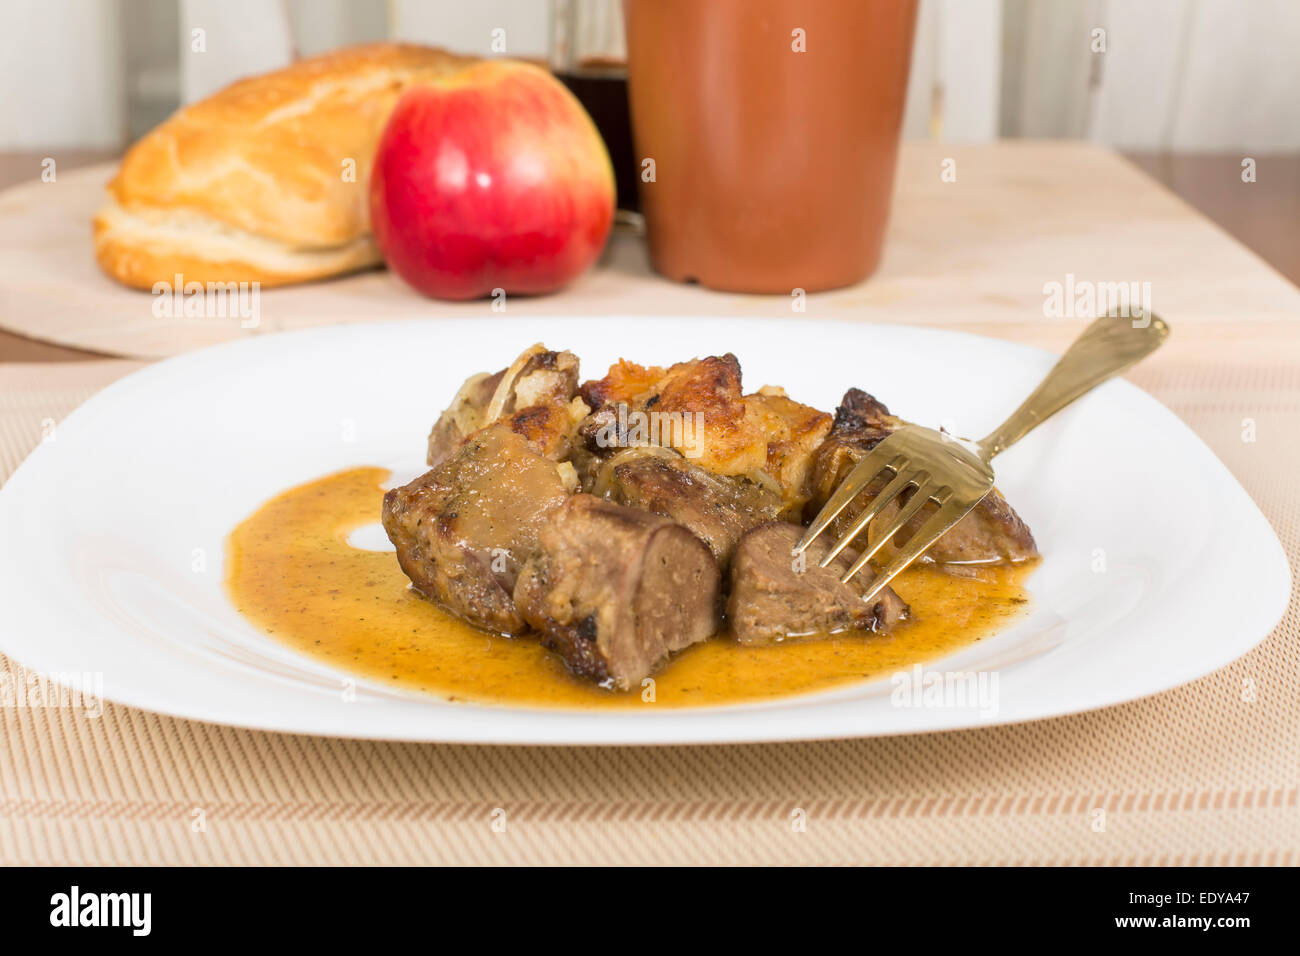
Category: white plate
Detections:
[{"x1": 0, "y1": 318, "x2": 1288, "y2": 744}]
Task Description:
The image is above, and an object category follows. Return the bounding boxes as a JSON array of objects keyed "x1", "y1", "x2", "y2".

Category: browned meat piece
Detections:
[
  {"x1": 904, "y1": 487, "x2": 1037, "y2": 564},
  {"x1": 513, "y1": 495, "x2": 722, "y2": 689},
  {"x1": 727, "y1": 522, "x2": 909, "y2": 646},
  {"x1": 383, "y1": 423, "x2": 572, "y2": 634},
  {"x1": 742, "y1": 388, "x2": 833, "y2": 516},
  {"x1": 427, "y1": 344, "x2": 581, "y2": 468},
  {"x1": 426, "y1": 368, "x2": 501, "y2": 467},
  {"x1": 579, "y1": 354, "x2": 768, "y2": 476},
  {"x1": 588, "y1": 450, "x2": 783, "y2": 568},
  {"x1": 808, "y1": 389, "x2": 1038, "y2": 565},
  {"x1": 821, "y1": 387, "x2": 900, "y2": 446},
  {"x1": 577, "y1": 355, "x2": 830, "y2": 511},
  {"x1": 577, "y1": 356, "x2": 671, "y2": 408},
  {"x1": 500, "y1": 402, "x2": 581, "y2": 463}
]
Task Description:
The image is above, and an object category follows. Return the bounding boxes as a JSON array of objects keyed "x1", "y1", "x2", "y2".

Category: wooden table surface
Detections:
[
  {"x1": 1, "y1": 148, "x2": 1296, "y2": 363},
  {"x1": 0, "y1": 152, "x2": 110, "y2": 361}
]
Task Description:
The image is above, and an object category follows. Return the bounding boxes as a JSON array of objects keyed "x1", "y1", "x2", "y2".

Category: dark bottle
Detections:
[
  {"x1": 550, "y1": 1, "x2": 638, "y2": 214},
  {"x1": 557, "y1": 62, "x2": 639, "y2": 214}
]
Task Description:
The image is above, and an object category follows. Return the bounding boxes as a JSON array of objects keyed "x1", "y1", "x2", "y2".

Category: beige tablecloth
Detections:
[{"x1": 0, "y1": 331, "x2": 1296, "y2": 865}]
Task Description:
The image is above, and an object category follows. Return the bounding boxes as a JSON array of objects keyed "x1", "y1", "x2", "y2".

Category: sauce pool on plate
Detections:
[{"x1": 226, "y1": 467, "x2": 1035, "y2": 709}]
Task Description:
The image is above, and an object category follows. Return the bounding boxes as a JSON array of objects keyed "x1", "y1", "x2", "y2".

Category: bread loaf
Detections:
[{"x1": 93, "y1": 43, "x2": 478, "y2": 289}]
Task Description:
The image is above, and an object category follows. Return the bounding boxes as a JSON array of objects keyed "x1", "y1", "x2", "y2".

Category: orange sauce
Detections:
[{"x1": 226, "y1": 467, "x2": 1035, "y2": 709}]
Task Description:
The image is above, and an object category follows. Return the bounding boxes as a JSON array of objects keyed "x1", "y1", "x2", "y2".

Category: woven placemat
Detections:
[{"x1": 0, "y1": 345, "x2": 1296, "y2": 865}]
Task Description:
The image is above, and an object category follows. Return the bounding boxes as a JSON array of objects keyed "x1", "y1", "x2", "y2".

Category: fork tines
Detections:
[{"x1": 794, "y1": 444, "x2": 981, "y2": 605}]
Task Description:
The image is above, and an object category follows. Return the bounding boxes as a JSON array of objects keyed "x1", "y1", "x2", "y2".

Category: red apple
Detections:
[{"x1": 369, "y1": 60, "x2": 615, "y2": 300}]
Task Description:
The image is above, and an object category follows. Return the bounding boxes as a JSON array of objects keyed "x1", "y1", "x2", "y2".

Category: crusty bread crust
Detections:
[
  {"x1": 91, "y1": 228, "x2": 381, "y2": 291},
  {"x1": 95, "y1": 43, "x2": 477, "y2": 289},
  {"x1": 92, "y1": 200, "x2": 384, "y2": 290}
]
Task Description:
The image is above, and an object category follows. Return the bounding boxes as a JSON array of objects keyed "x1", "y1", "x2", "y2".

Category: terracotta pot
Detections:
[{"x1": 625, "y1": 0, "x2": 918, "y2": 293}]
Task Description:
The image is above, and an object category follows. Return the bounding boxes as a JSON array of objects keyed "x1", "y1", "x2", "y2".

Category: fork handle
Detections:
[{"x1": 977, "y1": 313, "x2": 1170, "y2": 459}]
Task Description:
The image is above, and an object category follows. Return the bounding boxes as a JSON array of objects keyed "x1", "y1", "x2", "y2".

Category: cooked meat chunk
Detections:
[
  {"x1": 578, "y1": 355, "x2": 831, "y2": 509},
  {"x1": 500, "y1": 402, "x2": 582, "y2": 463},
  {"x1": 588, "y1": 450, "x2": 783, "y2": 568},
  {"x1": 823, "y1": 387, "x2": 900, "y2": 443},
  {"x1": 383, "y1": 423, "x2": 572, "y2": 634},
  {"x1": 513, "y1": 495, "x2": 722, "y2": 689},
  {"x1": 742, "y1": 387, "x2": 833, "y2": 516},
  {"x1": 727, "y1": 522, "x2": 909, "y2": 646},
  {"x1": 902, "y1": 487, "x2": 1037, "y2": 564},
  {"x1": 579, "y1": 354, "x2": 768, "y2": 476},
  {"x1": 427, "y1": 344, "x2": 581, "y2": 468},
  {"x1": 426, "y1": 368, "x2": 501, "y2": 469},
  {"x1": 809, "y1": 389, "x2": 1038, "y2": 565},
  {"x1": 576, "y1": 357, "x2": 666, "y2": 408},
  {"x1": 805, "y1": 388, "x2": 904, "y2": 493}
]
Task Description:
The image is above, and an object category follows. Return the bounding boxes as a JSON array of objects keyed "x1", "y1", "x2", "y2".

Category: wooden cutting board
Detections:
[{"x1": 1, "y1": 141, "x2": 1297, "y2": 360}]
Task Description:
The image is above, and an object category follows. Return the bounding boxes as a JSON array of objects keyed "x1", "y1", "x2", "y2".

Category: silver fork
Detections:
[{"x1": 795, "y1": 313, "x2": 1170, "y2": 603}]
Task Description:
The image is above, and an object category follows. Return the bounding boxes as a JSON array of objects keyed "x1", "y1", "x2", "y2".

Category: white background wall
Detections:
[
  {"x1": 0, "y1": 0, "x2": 125, "y2": 149},
  {"x1": 998, "y1": 0, "x2": 1300, "y2": 151},
  {"x1": 2, "y1": 0, "x2": 1297, "y2": 152}
]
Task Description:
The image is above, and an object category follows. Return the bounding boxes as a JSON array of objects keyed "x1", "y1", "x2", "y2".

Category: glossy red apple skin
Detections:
[{"x1": 370, "y1": 61, "x2": 615, "y2": 300}]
